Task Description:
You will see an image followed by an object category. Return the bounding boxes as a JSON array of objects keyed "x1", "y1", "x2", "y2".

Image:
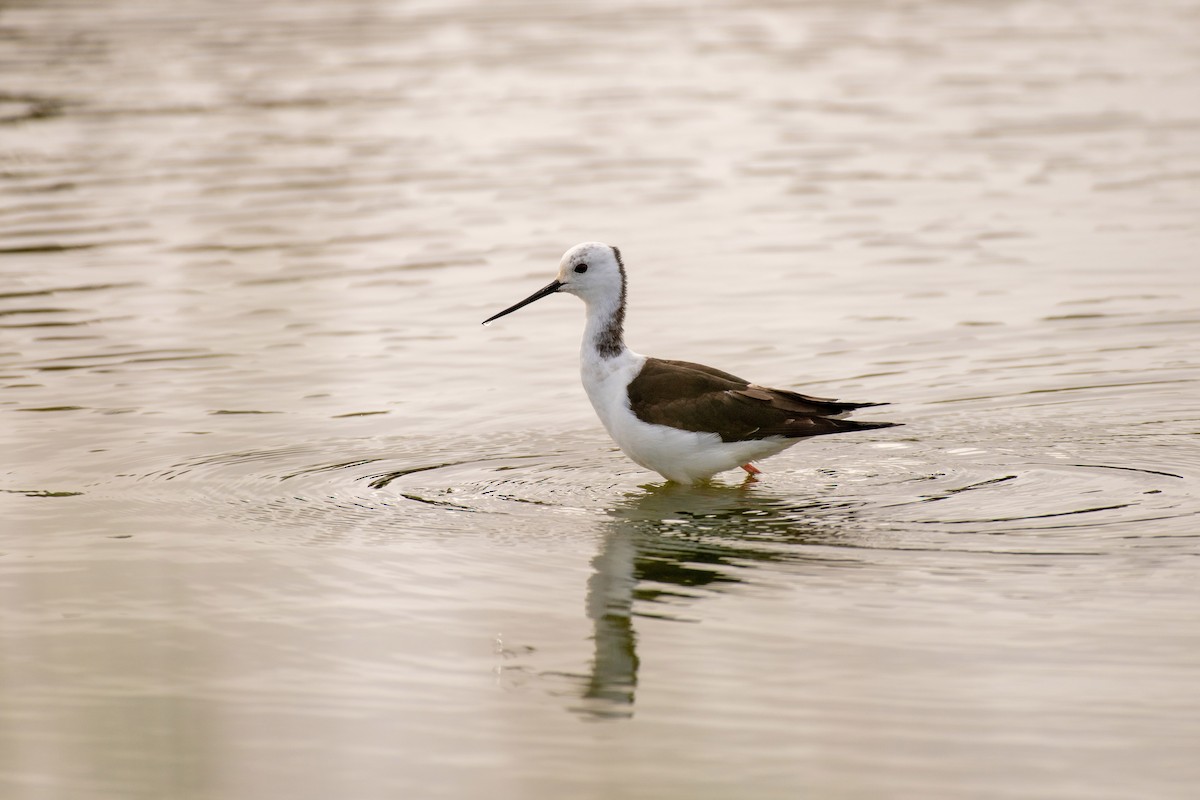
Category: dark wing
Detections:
[
  {"x1": 650, "y1": 358, "x2": 754, "y2": 386},
  {"x1": 627, "y1": 357, "x2": 900, "y2": 443}
]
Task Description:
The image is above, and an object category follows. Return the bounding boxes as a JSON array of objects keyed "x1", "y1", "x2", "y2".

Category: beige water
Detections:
[{"x1": 2, "y1": 1, "x2": 1199, "y2": 798}]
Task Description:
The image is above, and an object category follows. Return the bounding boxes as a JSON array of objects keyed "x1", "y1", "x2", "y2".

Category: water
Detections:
[{"x1": 2, "y1": 1, "x2": 1199, "y2": 798}]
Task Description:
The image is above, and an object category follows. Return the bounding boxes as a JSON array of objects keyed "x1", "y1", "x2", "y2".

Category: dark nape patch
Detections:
[{"x1": 595, "y1": 245, "x2": 627, "y2": 359}]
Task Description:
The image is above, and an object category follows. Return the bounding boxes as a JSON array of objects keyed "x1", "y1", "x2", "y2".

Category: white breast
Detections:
[{"x1": 580, "y1": 348, "x2": 646, "y2": 439}]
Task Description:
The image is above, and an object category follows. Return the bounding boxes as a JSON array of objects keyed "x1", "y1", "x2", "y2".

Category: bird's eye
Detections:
[{"x1": 574, "y1": 264, "x2": 588, "y2": 274}]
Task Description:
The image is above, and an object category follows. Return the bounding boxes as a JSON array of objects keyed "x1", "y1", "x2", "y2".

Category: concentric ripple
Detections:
[
  {"x1": 109, "y1": 411, "x2": 1200, "y2": 560},
  {"x1": 119, "y1": 430, "x2": 640, "y2": 541}
]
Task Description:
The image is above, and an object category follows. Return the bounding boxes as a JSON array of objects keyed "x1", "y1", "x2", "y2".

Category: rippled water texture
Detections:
[{"x1": 2, "y1": 1, "x2": 1199, "y2": 798}]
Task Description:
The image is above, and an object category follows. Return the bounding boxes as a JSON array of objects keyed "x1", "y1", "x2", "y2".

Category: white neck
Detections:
[
  {"x1": 578, "y1": 293, "x2": 645, "y2": 440},
  {"x1": 581, "y1": 292, "x2": 627, "y2": 361}
]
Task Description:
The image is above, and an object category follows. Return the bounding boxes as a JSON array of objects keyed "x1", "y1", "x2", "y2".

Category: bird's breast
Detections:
[{"x1": 580, "y1": 350, "x2": 646, "y2": 434}]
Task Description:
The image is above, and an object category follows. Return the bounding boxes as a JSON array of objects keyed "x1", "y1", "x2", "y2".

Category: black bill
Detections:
[{"x1": 482, "y1": 279, "x2": 563, "y2": 325}]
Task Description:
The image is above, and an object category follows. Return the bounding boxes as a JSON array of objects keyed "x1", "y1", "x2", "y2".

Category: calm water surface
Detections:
[{"x1": 2, "y1": 1, "x2": 1199, "y2": 798}]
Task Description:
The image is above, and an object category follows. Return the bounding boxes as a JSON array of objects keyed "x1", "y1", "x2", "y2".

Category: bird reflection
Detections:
[
  {"x1": 570, "y1": 481, "x2": 865, "y2": 720},
  {"x1": 578, "y1": 529, "x2": 639, "y2": 717}
]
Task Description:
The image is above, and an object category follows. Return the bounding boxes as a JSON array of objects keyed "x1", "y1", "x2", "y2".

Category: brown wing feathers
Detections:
[{"x1": 626, "y1": 358, "x2": 899, "y2": 443}]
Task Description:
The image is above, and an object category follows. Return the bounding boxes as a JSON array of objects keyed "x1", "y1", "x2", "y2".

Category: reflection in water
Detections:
[
  {"x1": 575, "y1": 483, "x2": 861, "y2": 720},
  {"x1": 578, "y1": 530, "x2": 638, "y2": 719}
]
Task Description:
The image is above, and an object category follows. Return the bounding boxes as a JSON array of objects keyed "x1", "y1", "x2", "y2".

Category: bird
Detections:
[{"x1": 482, "y1": 242, "x2": 899, "y2": 484}]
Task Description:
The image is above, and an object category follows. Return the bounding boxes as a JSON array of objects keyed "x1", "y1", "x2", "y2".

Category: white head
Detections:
[
  {"x1": 553, "y1": 242, "x2": 626, "y2": 307},
  {"x1": 482, "y1": 241, "x2": 627, "y2": 325}
]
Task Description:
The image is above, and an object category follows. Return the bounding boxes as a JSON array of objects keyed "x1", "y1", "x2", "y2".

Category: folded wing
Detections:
[{"x1": 627, "y1": 358, "x2": 899, "y2": 443}]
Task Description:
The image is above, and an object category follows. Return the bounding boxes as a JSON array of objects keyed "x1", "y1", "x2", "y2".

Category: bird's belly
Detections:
[
  {"x1": 624, "y1": 419, "x2": 792, "y2": 482},
  {"x1": 603, "y1": 404, "x2": 794, "y2": 483}
]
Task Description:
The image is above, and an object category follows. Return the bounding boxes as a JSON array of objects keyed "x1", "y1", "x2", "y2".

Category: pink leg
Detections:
[{"x1": 740, "y1": 462, "x2": 761, "y2": 475}]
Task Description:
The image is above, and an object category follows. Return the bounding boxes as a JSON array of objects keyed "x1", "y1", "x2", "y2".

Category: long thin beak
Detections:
[{"x1": 482, "y1": 279, "x2": 563, "y2": 325}]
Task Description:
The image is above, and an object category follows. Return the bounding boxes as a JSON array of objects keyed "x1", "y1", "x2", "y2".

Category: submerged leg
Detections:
[{"x1": 740, "y1": 462, "x2": 761, "y2": 475}]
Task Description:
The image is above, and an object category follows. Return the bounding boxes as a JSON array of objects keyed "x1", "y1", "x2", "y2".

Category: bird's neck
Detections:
[{"x1": 582, "y1": 290, "x2": 626, "y2": 360}]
